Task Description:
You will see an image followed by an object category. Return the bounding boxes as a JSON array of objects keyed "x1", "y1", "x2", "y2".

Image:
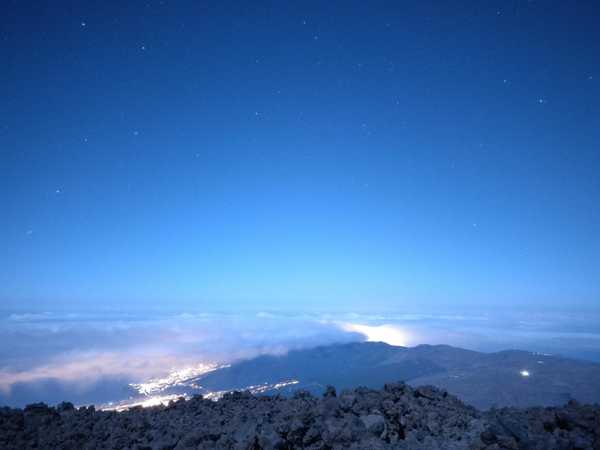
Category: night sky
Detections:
[{"x1": 2, "y1": 1, "x2": 599, "y2": 313}]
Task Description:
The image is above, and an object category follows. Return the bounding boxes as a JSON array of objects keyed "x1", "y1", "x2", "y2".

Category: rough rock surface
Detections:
[{"x1": 1, "y1": 383, "x2": 599, "y2": 449}]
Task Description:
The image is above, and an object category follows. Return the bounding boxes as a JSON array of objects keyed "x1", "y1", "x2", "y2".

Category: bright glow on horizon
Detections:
[{"x1": 340, "y1": 323, "x2": 408, "y2": 346}]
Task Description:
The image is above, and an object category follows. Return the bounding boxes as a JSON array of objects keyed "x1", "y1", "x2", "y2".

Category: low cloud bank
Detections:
[{"x1": 1, "y1": 310, "x2": 599, "y2": 407}]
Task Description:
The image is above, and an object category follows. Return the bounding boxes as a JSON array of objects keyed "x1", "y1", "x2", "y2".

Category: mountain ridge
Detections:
[{"x1": 184, "y1": 341, "x2": 600, "y2": 409}]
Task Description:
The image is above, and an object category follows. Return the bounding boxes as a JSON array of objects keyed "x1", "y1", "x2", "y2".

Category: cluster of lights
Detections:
[
  {"x1": 105, "y1": 364, "x2": 300, "y2": 412},
  {"x1": 202, "y1": 380, "x2": 300, "y2": 401},
  {"x1": 103, "y1": 394, "x2": 187, "y2": 412},
  {"x1": 130, "y1": 363, "x2": 227, "y2": 396}
]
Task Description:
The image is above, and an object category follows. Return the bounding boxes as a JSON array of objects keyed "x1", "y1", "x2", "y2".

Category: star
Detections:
[
  {"x1": 55, "y1": 189, "x2": 62, "y2": 194},
  {"x1": 538, "y1": 98, "x2": 546, "y2": 104},
  {"x1": 133, "y1": 130, "x2": 139, "y2": 136},
  {"x1": 81, "y1": 21, "x2": 86, "y2": 28},
  {"x1": 141, "y1": 45, "x2": 146, "y2": 51},
  {"x1": 26, "y1": 230, "x2": 33, "y2": 236}
]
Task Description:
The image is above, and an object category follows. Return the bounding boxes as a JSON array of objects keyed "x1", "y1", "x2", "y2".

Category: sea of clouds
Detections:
[{"x1": 1, "y1": 309, "x2": 600, "y2": 407}]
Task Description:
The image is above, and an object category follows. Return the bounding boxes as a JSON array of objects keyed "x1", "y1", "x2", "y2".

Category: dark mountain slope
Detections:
[
  {"x1": 193, "y1": 342, "x2": 600, "y2": 409},
  {"x1": 198, "y1": 342, "x2": 444, "y2": 394}
]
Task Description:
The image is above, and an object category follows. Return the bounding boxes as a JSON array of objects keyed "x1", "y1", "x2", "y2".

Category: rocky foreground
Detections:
[{"x1": 1, "y1": 383, "x2": 599, "y2": 450}]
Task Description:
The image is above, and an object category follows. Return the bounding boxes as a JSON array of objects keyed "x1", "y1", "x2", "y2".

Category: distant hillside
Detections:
[{"x1": 192, "y1": 342, "x2": 600, "y2": 409}]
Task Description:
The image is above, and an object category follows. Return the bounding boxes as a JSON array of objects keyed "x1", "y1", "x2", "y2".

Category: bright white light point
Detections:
[
  {"x1": 340, "y1": 323, "x2": 408, "y2": 346},
  {"x1": 141, "y1": 45, "x2": 146, "y2": 51},
  {"x1": 81, "y1": 22, "x2": 86, "y2": 27},
  {"x1": 520, "y1": 370, "x2": 530, "y2": 377}
]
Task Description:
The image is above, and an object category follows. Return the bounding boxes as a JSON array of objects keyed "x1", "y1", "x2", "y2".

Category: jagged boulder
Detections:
[{"x1": 1, "y1": 383, "x2": 599, "y2": 449}]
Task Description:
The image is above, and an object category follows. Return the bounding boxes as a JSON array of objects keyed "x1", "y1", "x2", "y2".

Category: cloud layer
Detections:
[{"x1": 1, "y1": 310, "x2": 600, "y2": 406}]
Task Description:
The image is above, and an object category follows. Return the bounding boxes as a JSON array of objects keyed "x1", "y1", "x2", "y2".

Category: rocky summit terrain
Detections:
[{"x1": 1, "y1": 383, "x2": 599, "y2": 450}]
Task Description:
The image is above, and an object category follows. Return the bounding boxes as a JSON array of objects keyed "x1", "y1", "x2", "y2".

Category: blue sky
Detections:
[{"x1": 1, "y1": 1, "x2": 599, "y2": 312}]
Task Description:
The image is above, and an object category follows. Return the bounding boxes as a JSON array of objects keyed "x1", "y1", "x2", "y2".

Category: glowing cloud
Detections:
[{"x1": 340, "y1": 323, "x2": 408, "y2": 346}]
